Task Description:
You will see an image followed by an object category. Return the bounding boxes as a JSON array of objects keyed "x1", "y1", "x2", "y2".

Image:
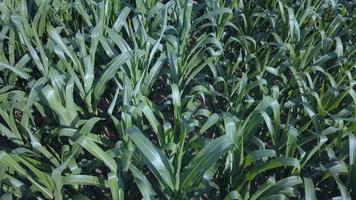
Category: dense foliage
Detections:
[{"x1": 0, "y1": 0, "x2": 355, "y2": 199}]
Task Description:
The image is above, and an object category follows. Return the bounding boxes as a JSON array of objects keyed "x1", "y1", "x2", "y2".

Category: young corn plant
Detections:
[{"x1": 0, "y1": 0, "x2": 355, "y2": 199}]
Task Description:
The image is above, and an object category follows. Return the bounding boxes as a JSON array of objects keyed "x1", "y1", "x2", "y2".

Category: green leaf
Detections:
[
  {"x1": 130, "y1": 165, "x2": 156, "y2": 200},
  {"x1": 251, "y1": 176, "x2": 302, "y2": 200},
  {"x1": 75, "y1": 135, "x2": 117, "y2": 172},
  {"x1": 0, "y1": 62, "x2": 30, "y2": 80},
  {"x1": 304, "y1": 177, "x2": 316, "y2": 200},
  {"x1": 180, "y1": 135, "x2": 233, "y2": 191},
  {"x1": 113, "y1": 7, "x2": 131, "y2": 32},
  {"x1": 62, "y1": 175, "x2": 107, "y2": 187},
  {"x1": 244, "y1": 149, "x2": 276, "y2": 167},
  {"x1": 127, "y1": 126, "x2": 174, "y2": 191},
  {"x1": 0, "y1": 152, "x2": 53, "y2": 199},
  {"x1": 245, "y1": 157, "x2": 300, "y2": 181},
  {"x1": 94, "y1": 51, "x2": 131, "y2": 102}
]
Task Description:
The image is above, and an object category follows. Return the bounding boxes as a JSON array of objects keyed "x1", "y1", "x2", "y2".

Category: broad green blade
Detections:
[
  {"x1": 127, "y1": 126, "x2": 174, "y2": 191},
  {"x1": 180, "y1": 135, "x2": 233, "y2": 191}
]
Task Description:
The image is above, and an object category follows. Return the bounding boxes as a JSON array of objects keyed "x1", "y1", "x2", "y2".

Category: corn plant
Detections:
[{"x1": 0, "y1": 0, "x2": 355, "y2": 199}]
